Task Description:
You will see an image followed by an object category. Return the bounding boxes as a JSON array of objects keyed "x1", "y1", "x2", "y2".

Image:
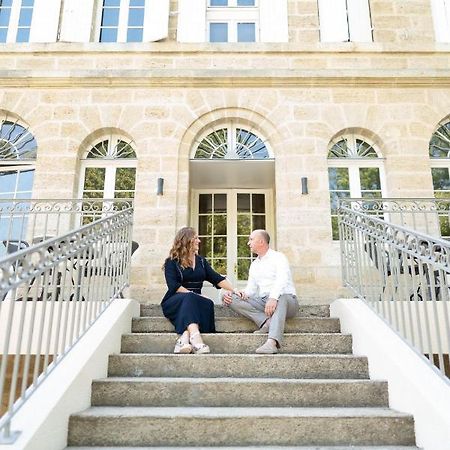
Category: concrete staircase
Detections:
[{"x1": 66, "y1": 304, "x2": 419, "y2": 449}]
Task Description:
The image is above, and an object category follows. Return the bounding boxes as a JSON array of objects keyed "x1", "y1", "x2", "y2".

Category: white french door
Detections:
[{"x1": 192, "y1": 189, "x2": 273, "y2": 287}]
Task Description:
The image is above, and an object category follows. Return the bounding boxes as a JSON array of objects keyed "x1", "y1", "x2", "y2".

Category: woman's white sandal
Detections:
[
  {"x1": 174, "y1": 338, "x2": 193, "y2": 354},
  {"x1": 189, "y1": 332, "x2": 210, "y2": 354}
]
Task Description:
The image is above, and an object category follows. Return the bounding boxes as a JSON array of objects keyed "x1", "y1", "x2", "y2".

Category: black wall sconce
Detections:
[
  {"x1": 301, "y1": 177, "x2": 308, "y2": 195},
  {"x1": 157, "y1": 177, "x2": 164, "y2": 196}
]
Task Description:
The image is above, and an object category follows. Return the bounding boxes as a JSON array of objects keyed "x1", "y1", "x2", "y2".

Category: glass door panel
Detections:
[
  {"x1": 195, "y1": 190, "x2": 270, "y2": 284},
  {"x1": 198, "y1": 193, "x2": 228, "y2": 275}
]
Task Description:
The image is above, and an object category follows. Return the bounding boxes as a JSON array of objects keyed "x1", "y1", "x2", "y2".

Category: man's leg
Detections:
[
  {"x1": 228, "y1": 294, "x2": 267, "y2": 328},
  {"x1": 267, "y1": 294, "x2": 299, "y2": 345}
]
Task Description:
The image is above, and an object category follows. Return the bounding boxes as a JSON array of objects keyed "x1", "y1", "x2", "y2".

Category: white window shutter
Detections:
[
  {"x1": 28, "y1": 0, "x2": 61, "y2": 42},
  {"x1": 259, "y1": 0, "x2": 288, "y2": 43},
  {"x1": 177, "y1": 0, "x2": 207, "y2": 42},
  {"x1": 59, "y1": 0, "x2": 96, "y2": 42},
  {"x1": 318, "y1": 0, "x2": 348, "y2": 42},
  {"x1": 431, "y1": 0, "x2": 450, "y2": 42},
  {"x1": 143, "y1": 0, "x2": 170, "y2": 41},
  {"x1": 347, "y1": 0, "x2": 372, "y2": 42}
]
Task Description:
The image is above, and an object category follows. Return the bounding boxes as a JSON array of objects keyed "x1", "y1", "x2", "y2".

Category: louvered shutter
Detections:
[
  {"x1": 318, "y1": 0, "x2": 348, "y2": 42},
  {"x1": 28, "y1": 0, "x2": 61, "y2": 42},
  {"x1": 259, "y1": 0, "x2": 288, "y2": 43},
  {"x1": 59, "y1": 0, "x2": 96, "y2": 42},
  {"x1": 143, "y1": 0, "x2": 170, "y2": 41},
  {"x1": 347, "y1": 0, "x2": 372, "y2": 42},
  {"x1": 177, "y1": 0, "x2": 207, "y2": 42}
]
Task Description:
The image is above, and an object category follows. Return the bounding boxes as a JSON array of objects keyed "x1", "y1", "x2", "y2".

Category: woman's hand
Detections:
[{"x1": 222, "y1": 289, "x2": 245, "y2": 306}]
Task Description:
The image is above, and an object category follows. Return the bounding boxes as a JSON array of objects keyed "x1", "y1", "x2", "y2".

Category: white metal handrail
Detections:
[
  {"x1": 0, "y1": 207, "x2": 134, "y2": 443},
  {"x1": 338, "y1": 202, "x2": 450, "y2": 381},
  {"x1": 0, "y1": 198, "x2": 133, "y2": 259}
]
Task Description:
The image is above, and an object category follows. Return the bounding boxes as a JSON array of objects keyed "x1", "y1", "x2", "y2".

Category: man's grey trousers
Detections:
[{"x1": 229, "y1": 293, "x2": 299, "y2": 344}]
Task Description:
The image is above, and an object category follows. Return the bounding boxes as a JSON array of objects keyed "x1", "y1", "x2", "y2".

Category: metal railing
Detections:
[
  {"x1": 339, "y1": 202, "x2": 450, "y2": 379},
  {"x1": 0, "y1": 198, "x2": 133, "y2": 258},
  {"x1": 340, "y1": 197, "x2": 450, "y2": 237},
  {"x1": 0, "y1": 207, "x2": 134, "y2": 443}
]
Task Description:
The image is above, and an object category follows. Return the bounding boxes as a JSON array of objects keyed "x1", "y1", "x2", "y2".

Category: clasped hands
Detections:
[{"x1": 222, "y1": 289, "x2": 278, "y2": 317}]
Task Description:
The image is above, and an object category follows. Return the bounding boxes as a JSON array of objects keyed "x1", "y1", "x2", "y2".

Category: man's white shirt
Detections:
[{"x1": 244, "y1": 248, "x2": 296, "y2": 300}]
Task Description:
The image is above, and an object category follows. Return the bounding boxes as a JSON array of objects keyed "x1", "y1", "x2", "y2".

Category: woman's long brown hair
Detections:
[{"x1": 165, "y1": 227, "x2": 197, "y2": 269}]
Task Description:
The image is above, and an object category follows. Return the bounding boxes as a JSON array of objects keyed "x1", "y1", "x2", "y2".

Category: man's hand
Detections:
[
  {"x1": 222, "y1": 289, "x2": 245, "y2": 306},
  {"x1": 265, "y1": 298, "x2": 278, "y2": 316}
]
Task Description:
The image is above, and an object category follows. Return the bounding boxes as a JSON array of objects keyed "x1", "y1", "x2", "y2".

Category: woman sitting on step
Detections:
[{"x1": 162, "y1": 227, "x2": 239, "y2": 354}]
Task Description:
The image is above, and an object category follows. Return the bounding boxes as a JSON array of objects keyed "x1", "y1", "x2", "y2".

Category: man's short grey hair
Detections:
[{"x1": 254, "y1": 229, "x2": 270, "y2": 244}]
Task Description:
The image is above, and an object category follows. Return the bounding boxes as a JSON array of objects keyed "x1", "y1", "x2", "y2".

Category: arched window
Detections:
[
  {"x1": 429, "y1": 120, "x2": 450, "y2": 236},
  {"x1": 80, "y1": 135, "x2": 137, "y2": 203},
  {"x1": 194, "y1": 125, "x2": 270, "y2": 160},
  {"x1": 0, "y1": 118, "x2": 37, "y2": 200},
  {"x1": 327, "y1": 133, "x2": 384, "y2": 240}
]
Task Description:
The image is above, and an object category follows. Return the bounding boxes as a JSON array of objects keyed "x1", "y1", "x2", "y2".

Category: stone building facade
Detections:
[{"x1": 1, "y1": 0, "x2": 450, "y2": 303}]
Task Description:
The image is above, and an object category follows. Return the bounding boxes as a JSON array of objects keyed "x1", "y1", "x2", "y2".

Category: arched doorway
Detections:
[{"x1": 189, "y1": 121, "x2": 275, "y2": 288}]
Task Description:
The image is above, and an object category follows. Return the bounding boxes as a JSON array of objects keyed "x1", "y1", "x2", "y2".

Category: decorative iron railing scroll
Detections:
[
  {"x1": 0, "y1": 198, "x2": 133, "y2": 258},
  {"x1": 338, "y1": 202, "x2": 450, "y2": 380},
  {"x1": 0, "y1": 207, "x2": 133, "y2": 443},
  {"x1": 339, "y1": 197, "x2": 450, "y2": 238}
]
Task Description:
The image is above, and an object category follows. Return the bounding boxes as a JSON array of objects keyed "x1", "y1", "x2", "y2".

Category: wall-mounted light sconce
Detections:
[
  {"x1": 157, "y1": 177, "x2": 164, "y2": 196},
  {"x1": 301, "y1": 177, "x2": 308, "y2": 195}
]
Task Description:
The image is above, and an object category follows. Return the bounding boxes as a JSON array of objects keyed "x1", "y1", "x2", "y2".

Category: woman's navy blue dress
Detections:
[{"x1": 161, "y1": 255, "x2": 225, "y2": 335}]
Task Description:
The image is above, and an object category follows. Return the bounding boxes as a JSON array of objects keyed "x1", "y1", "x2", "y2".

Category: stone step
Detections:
[
  {"x1": 66, "y1": 447, "x2": 421, "y2": 450},
  {"x1": 121, "y1": 333, "x2": 352, "y2": 354},
  {"x1": 140, "y1": 304, "x2": 331, "y2": 318},
  {"x1": 68, "y1": 407, "x2": 416, "y2": 447},
  {"x1": 108, "y1": 354, "x2": 369, "y2": 379},
  {"x1": 91, "y1": 377, "x2": 389, "y2": 408},
  {"x1": 132, "y1": 316, "x2": 341, "y2": 333}
]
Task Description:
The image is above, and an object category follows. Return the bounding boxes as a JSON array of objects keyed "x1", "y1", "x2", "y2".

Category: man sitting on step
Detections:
[{"x1": 223, "y1": 229, "x2": 299, "y2": 354}]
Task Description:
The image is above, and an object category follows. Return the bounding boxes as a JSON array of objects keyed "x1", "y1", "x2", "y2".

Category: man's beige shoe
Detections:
[
  {"x1": 253, "y1": 318, "x2": 271, "y2": 334},
  {"x1": 255, "y1": 339, "x2": 278, "y2": 354}
]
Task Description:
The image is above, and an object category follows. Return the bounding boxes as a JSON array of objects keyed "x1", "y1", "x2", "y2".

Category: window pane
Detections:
[
  {"x1": 213, "y1": 237, "x2": 227, "y2": 257},
  {"x1": 237, "y1": 193, "x2": 250, "y2": 212},
  {"x1": 17, "y1": 170, "x2": 34, "y2": 191},
  {"x1": 22, "y1": 0, "x2": 34, "y2": 6},
  {"x1": 16, "y1": 28, "x2": 30, "y2": 42},
  {"x1": 199, "y1": 215, "x2": 212, "y2": 235},
  {"x1": 359, "y1": 168, "x2": 381, "y2": 191},
  {"x1": 0, "y1": 8, "x2": 11, "y2": 27},
  {"x1": 130, "y1": 0, "x2": 145, "y2": 5},
  {"x1": 128, "y1": 8, "x2": 144, "y2": 26},
  {"x1": 237, "y1": 214, "x2": 251, "y2": 235},
  {"x1": 213, "y1": 258, "x2": 227, "y2": 275},
  {"x1": 252, "y1": 215, "x2": 265, "y2": 230},
  {"x1": 199, "y1": 194, "x2": 212, "y2": 213},
  {"x1": 100, "y1": 27, "x2": 117, "y2": 42},
  {"x1": 210, "y1": 0, "x2": 228, "y2": 5},
  {"x1": 115, "y1": 168, "x2": 136, "y2": 191},
  {"x1": 432, "y1": 168, "x2": 450, "y2": 191},
  {"x1": 214, "y1": 214, "x2": 227, "y2": 235},
  {"x1": 0, "y1": 171, "x2": 17, "y2": 193},
  {"x1": 210, "y1": 23, "x2": 228, "y2": 42},
  {"x1": 127, "y1": 28, "x2": 143, "y2": 42},
  {"x1": 104, "y1": 0, "x2": 120, "y2": 6},
  {"x1": 101, "y1": 8, "x2": 119, "y2": 26},
  {"x1": 199, "y1": 237, "x2": 212, "y2": 258},
  {"x1": 83, "y1": 168, "x2": 105, "y2": 191},
  {"x1": 214, "y1": 193, "x2": 227, "y2": 213},
  {"x1": 328, "y1": 167, "x2": 349, "y2": 190},
  {"x1": 18, "y1": 8, "x2": 32, "y2": 26},
  {"x1": 237, "y1": 258, "x2": 250, "y2": 280},
  {"x1": 237, "y1": 0, "x2": 255, "y2": 5},
  {"x1": 237, "y1": 236, "x2": 250, "y2": 257},
  {"x1": 237, "y1": 22, "x2": 255, "y2": 42},
  {"x1": 252, "y1": 194, "x2": 265, "y2": 213},
  {"x1": 0, "y1": 28, "x2": 7, "y2": 42}
]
